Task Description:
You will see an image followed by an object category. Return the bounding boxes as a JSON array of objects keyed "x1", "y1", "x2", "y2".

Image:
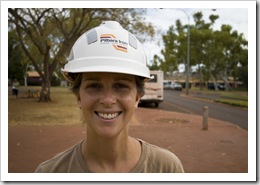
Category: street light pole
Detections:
[
  {"x1": 177, "y1": 9, "x2": 216, "y2": 95},
  {"x1": 159, "y1": 8, "x2": 216, "y2": 95}
]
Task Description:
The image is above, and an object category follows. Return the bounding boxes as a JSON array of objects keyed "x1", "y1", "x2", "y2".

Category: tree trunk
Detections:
[
  {"x1": 39, "y1": 59, "x2": 52, "y2": 102},
  {"x1": 24, "y1": 75, "x2": 27, "y2": 87},
  {"x1": 198, "y1": 65, "x2": 203, "y2": 90},
  {"x1": 220, "y1": 71, "x2": 231, "y2": 91},
  {"x1": 39, "y1": 76, "x2": 51, "y2": 102},
  {"x1": 210, "y1": 73, "x2": 219, "y2": 91}
]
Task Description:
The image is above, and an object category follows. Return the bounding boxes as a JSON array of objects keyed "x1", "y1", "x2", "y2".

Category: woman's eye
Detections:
[
  {"x1": 114, "y1": 83, "x2": 128, "y2": 90},
  {"x1": 87, "y1": 83, "x2": 102, "y2": 89}
]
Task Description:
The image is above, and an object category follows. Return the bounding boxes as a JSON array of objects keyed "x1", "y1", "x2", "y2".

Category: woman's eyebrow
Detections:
[{"x1": 83, "y1": 77, "x2": 100, "y2": 81}]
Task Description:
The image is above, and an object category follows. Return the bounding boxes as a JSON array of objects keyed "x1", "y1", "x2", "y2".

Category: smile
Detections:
[{"x1": 95, "y1": 111, "x2": 122, "y2": 120}]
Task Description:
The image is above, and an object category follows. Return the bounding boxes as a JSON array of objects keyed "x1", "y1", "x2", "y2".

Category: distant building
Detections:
[{"x1": 27, "y1": 71, "x2": 42, "y2": 85}]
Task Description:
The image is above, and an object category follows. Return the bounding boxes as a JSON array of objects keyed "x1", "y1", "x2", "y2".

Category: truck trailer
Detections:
[{"x1": 140, "y1": 70, "x2": 164, "y2": 107}]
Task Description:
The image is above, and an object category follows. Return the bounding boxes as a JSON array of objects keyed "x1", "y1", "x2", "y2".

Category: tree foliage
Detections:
[
  {"x1": 8, "y1": 8, "x2": 155, "y2": 102},
  {"x1": 8, "y1": 29, "x2": 25, "y2": 81},
  {"x1": 156, "y1": 11, "x2": 248, "y2": 90}
]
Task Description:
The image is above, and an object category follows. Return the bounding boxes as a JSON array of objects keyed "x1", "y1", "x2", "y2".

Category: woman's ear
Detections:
[
  {"x1": 77, "y1": 94, "x2": 81, "y2": 109},
  {"x1": 135, "y1": 94, "x2": 141, "y2": 108}
]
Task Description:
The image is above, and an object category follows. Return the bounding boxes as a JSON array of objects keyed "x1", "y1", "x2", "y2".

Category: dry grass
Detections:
[{"x1": 8, "y1": 87, "x2": 82, "y2": 126}]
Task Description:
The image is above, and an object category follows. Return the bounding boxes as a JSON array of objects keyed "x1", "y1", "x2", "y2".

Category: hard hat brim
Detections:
[{"x1": 61, "y1": 57, "x2": 151, "y2": 83}]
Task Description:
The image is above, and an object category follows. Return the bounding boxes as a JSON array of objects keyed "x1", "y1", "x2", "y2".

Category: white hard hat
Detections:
[{"x1": 61, "y1": 21, "x2": 151, "y2": 82}]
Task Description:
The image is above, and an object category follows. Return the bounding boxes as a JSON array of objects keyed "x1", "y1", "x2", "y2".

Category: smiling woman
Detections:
[{"x1": 34, "y1": 21, "x2": 184, "y2": 173}]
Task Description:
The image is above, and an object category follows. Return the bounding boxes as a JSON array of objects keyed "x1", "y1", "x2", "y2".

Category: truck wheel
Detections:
[{"x1": 154, "y1": 102, "x2": 159, "y2": 107}]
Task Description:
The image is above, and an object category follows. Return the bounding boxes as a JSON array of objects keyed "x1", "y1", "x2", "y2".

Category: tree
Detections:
[
  {"x1": 8, "y1": 8, "x2": 155, "y2": 102},
  {"x1": 8, "y1": 29, "x2": 24, "y2": 82},
  {"x1": 148, "y1": 55, "x2": 161, "y2": 70},
  {"x1": 190, "y1": 12, "x2": 216, "y2": 89},
  {"x1": 201, "y1": 13, "x2": 221, "y2": 91},
  {"x1": 159, "y1": 23, "x2": 183, "y2": 78},
  {"x1": 157, "y1": 11, "x2": 248, "y2": 90},
  {"x1": 215, "y1": 26, "x2": 248, "y2": 90}
]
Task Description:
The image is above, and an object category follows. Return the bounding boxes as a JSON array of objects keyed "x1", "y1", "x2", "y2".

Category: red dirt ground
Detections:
[{"x1": 8, "y1": 108, "x2": 248, "y2": 173}]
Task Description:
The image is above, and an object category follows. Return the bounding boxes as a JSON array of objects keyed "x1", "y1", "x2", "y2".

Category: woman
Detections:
[{"x1": 35, "y1": 21, "x2": 184, "y2": 173}]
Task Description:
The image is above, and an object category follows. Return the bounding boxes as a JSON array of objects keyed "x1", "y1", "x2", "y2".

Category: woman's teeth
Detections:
[{"x1": 97, "y1": 112, "x2": 120, "y2": 120}]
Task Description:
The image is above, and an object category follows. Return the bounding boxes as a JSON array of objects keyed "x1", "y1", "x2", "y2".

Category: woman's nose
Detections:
[{"x1": 99, "y1": 88, "x2": 116, "y2": 106}]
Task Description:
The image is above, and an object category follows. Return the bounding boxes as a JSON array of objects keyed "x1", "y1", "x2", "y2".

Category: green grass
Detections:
[
  {"x1": 220, "y1": 93, "x2": 248, "y2": 101},
  {"x1": 189, "y1": 87, "x2": 248, "y2": 108},
  {"x1": 214, "y1": 99, "x2": 248, "y2": 108}
]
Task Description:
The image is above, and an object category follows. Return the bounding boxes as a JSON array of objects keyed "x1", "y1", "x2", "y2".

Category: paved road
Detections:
[{"x1": 140, "y1": 90, "x2": 248, "y2": 130}]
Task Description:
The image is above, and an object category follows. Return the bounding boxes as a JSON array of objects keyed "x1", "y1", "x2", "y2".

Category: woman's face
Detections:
[{"x1": 77, "y1": 72, "x2": 140, "y2": 139}]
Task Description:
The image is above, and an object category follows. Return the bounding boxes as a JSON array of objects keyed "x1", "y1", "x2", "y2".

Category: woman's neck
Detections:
[{"x1": 81, "y1": 133, "x2": 141, "y2": 172}]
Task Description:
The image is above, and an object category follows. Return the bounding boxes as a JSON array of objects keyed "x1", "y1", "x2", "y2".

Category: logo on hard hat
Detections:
[{"x1": 100, "y1": 34, "x2": 128, "y2": 52}]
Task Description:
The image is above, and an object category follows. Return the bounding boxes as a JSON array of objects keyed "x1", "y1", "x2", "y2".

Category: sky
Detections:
[{"x1": 142, "y1": 8, "x2": 249, "y2": 69}]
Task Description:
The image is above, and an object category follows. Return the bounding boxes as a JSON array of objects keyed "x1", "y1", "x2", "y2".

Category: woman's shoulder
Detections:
[
  {"x1": 35, "y1": 141, "x2": 84, "y2": 173},
  {"x1": 136, "y1": 139, "x2": 185, "y2": 173},
  {"x1": 141, "y1": 140, "x2": 176, "y2": 157}
]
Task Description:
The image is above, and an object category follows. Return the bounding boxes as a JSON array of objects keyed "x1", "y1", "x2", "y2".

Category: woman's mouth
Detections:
[{"x1": 95, "y1": 111, "x2": 122, "y2": 120}]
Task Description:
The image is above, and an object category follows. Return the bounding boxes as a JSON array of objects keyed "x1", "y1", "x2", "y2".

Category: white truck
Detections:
[{"x1": 140, "y1": 70, "x2": 164, "y2": 107}]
